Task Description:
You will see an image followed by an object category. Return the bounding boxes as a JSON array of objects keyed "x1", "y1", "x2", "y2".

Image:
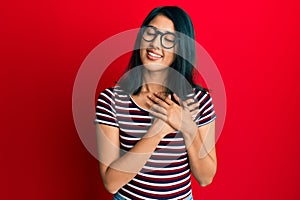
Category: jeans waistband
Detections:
[{"x1": 113, "y1": 192, "x2": 193, "y2": 200}]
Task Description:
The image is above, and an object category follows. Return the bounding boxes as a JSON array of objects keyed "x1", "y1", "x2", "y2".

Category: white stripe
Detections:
[
  {"x1": 118, "y1": 121, "x2": 151, "y2": 126},
  {"x1": 143, "y1": 163, "x2": 188, "y2": 171},
  {"x1": 127, "y1": 180, "x2": 191, "y2": 195},
  {"x1": 121, "y1": 142, "x2": 186, "y2": 155},
  {"x1": 97, "y1": 99, "x2": 116, "y2": 113},
  {"x1": 104, "y1": 88, "x2": 115, "y2": 97},
  {"x1": 198, "y1": 92, "x2": 207, "y2": 104},
  {"x1": 202, "y1": 104, "x2": 214, "y2": 115},
  {"x1": 95, "y1": 113, "x2": 116, "y2": 121},
  {"x1": 120, "y1": 128, "x2": 147, "y2": 133},
  {"x1": 115, "y1": 91, "x2": 129, "y2": 98},
  {"x1": 194, "y1": 90, "x2": 203, "y2": 99},
  {"x1": 148, "y1": 157, "x2": 187, "y2": 164},
  {"x1": 198, "y1": 97, "x2": 211, "y2": 113},
  {"x1": 152, "y1": 152, "x2": 187, "y2": 156},
  {"x1": 115, "y1": 105, "x2": 140, "y2": 111},
  {"x1": 197, "y1": 110, "x2": 215, "y2": 121},
  {"x1": 193, "y1": 96, "x2": 212, "y2": 121},
  {"x1": 116, "y1": 94, "x2": 128, "y2": 98},
  {"x1": 113, "y1": 88, "x2": 125, "y2": 93},
  {"x1": 169, "y1": 190, "x2": 192, "y2": 200},
  {"x1": 186, "y1": 93, "x2": 194, "y2": 98},
  {"x1": 115, "y1": 98, "x2": 131, "y2": 103},
  {"x1": 156, "y1": 145, "x2": 186, "y2": 149},
  {"x1": 120, "y1": 135, "x2": 140, "y2": 141},
  {"x1": 101, "y1": 92, "x2": 114, "y2": 104},
  {"x1": 94, "y1": 119, "x2": 118, "y2": 127},
  {"x1": 120, "y1": 142, "x2": 133, "y2": 148},
  {"x1": 121, "y1": 188, "x2": 157, "y2": 200},
  {"x1": 116, "y1": 113, "x2": 152, "y2": 118},
  {"x1": 197, "y1": 116, "x2": 216, "y2": 127},
  {"x1": 132, "y1": 174, "x2": 190, "y2": 187},
  {"x1": 161, "y1": 137, "x2": 183, "y2": 142},
  {"x1": 138, "y1": 168, "x2": 189, "y2": 179},
  {"x1": 96, "y1": 106, "x2": 116, "y2": 118}
]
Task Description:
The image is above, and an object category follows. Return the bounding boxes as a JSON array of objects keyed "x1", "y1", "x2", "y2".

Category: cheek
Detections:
[
  {"x1": 164, "y1": 51, "x2": 176, "y2": 63},
  {"x1": 140, "y1": 49, "x2": 146, "y2": 59},
  {"x1": 140, "y1": 40, "x2": 148, "y2": 50}
]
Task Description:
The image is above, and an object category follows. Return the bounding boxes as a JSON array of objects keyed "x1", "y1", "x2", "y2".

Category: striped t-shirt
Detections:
[{"x1": 95, "y1": 86, "x2": 216, "y2": 200}]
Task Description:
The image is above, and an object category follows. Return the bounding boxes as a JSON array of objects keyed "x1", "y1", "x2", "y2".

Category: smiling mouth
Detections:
[{"x1": 146, "y1": 50, "x2": 163, "y2": 60}]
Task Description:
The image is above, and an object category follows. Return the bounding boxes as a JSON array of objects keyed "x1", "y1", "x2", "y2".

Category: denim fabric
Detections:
[
  {"x1": 112, "y1": 192, "x2": 193, "y2": 200},
  {"x1": 113, "y1": 192, "x2": 126, "y2": 200}
]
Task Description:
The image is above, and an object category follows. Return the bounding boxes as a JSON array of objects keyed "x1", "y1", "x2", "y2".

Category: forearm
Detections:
[
  {"x1": 187, "y1": 132, "x2": 217, "y2": 186},
  {"x1": 101, "y1": 132, "x2": 164, "y2": 194},
  {"x1": 146, "y1": 92, "x2": 218, "y2": 186},
  {"x1": 181, "y1": 121, "x2": 217, "y2": 186}
]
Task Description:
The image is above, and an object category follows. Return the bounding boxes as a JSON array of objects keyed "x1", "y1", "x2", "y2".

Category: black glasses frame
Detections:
[{"x1": 142, "y1": 25, "x2": 178, "y2": 49}]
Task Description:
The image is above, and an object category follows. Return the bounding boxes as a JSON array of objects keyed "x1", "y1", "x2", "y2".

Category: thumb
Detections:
[
  {"x1": 182, "y1": 101, "x2": 189, "y2": 110},
  {"x1": 173, "y1": 93, "x2": 181, "y2": 105}
]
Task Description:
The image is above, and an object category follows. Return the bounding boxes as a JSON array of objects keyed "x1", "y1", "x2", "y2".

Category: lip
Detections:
[{"x1": 146, "y1": 49, "x2": 163, "y2": 61}]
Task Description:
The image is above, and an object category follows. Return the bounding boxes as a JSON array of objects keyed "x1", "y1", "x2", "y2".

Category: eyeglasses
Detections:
[{"x1": 142, "y1": 25, "x2": 178, "y2": 49}]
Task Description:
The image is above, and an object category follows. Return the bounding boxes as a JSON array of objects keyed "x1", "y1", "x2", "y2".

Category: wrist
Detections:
[
  {"x1": 180, "y1": 121, "x2": 198, "y2": 147},
  {"x1": 144, "y1": 127, "x2": 165, "y2": 140}
]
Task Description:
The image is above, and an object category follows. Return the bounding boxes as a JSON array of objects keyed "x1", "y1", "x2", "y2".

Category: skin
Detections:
[
  {"x1": 97, "y1": 14, "x2": 217, "y2": 194},
  {"x1": 139, "y1": 14, "x2": 176, "y2": 73}
]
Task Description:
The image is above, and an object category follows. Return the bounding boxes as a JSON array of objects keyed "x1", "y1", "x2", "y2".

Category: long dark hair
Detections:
[{"x1": 118, "y1": 6, "x2": 206, "y2": 100}]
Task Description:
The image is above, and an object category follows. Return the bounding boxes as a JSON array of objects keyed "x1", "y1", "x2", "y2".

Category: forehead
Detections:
[{"x1": 148, "y1": 14, "x2": 175, "y2": 33}]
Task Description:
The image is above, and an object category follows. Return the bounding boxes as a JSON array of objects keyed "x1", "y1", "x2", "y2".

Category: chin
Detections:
[{"x1": 143, "y1": 63, "x2": 169, "y2": 72}]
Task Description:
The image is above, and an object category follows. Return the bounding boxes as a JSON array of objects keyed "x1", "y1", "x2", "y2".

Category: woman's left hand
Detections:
[{"x1": 146, "y1": 92, "x2": 197, "y2": 132}]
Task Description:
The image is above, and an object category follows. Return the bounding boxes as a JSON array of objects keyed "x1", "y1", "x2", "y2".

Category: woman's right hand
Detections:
[
  {"x1": 146, "y1": 117, "x2": 176, "y2": 139},
  {"x1": 183, "y1": 98, "x2": 200, "y2": 120}
]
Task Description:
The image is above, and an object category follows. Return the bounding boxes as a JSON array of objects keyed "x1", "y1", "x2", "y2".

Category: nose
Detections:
[{"x1": 150, "y1": 34, "x2": 162, "y2": 49}]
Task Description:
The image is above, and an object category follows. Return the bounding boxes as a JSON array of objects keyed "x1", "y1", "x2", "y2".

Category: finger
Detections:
[
  {"x1": 190, "y1": 109, "x2": 198, "y2": 118},
  {"x1": 147, "y1": 102, "x2": 167, "y2": 115},
  {"x1": 182, "y1": 101, "x2": 190, "y2": 111},
  {"x1": 184, "y1": 98, "x2": 198, "y2": 110},
  {"x1": 189, "y1": 102, "x2": 199, "y2": 112},
  {"x1": 148, "y1": 108, "x2": 167, "y2": 121},
  {"x1": 147, "y1": 94, "x2": 169, "y2": 109},
  {"x1": 154, "y1": 92, "x2": 173, "y2": 105},
  {"x1": 190, "y1": 108, "x2": 199, "y2": 115},
  {"x1": 173, "y1": 93, "x2": 181, "y2": 105},
  {"x1": 185, "y1": 98, "x2": 195, "y2": 106}
]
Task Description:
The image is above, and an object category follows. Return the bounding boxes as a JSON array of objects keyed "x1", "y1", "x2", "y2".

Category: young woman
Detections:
[{"x1": 95, "y1": 6, "x2": 217, "y2": 200}]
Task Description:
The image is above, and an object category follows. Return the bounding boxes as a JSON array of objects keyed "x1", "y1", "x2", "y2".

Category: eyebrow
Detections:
[{"x1": 146, "y1": 25, "x2": 176, "y2": 35}]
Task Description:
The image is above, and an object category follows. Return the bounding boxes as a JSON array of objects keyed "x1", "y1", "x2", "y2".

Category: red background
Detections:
[{"x1": 1, "y1": 0, "x2": 300, "y2": 199}]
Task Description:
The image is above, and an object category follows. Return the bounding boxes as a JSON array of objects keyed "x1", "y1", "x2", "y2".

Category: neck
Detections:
[
  {"x1": 141, "y1": 83, "x2": 165, "y2": 93},
  {"x1": 142, "y1": 68, "x2": 168, "y2": 93}
]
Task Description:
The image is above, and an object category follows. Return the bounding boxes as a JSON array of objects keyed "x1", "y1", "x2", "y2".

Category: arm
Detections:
[
  {"x1": 181, "y1": 120, "x2": 217, "y2": 186},
  {"x1": 96, "y1": 119, "x2": 174, "y2": 194},
  {"x1": 147, "y1": 93, "x2": 217, "y2": 186}
]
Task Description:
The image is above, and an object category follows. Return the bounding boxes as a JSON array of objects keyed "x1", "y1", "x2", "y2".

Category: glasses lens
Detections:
[
  {"x1": 142, "y1": 27, "x2": 156, "y2": 42},
  {"x1": 162, "y1": 33, "x2": 176, "y2": 49},
  {"x1": 142, "y1": 26, "x2": 177, "y2": 49}
]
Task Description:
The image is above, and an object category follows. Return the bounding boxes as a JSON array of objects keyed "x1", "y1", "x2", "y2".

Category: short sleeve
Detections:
[
  {"x1": 95, "y1": 88, "x2": 119, "y2": 127},
  {"x1": 193, "y1": 88, "x2": 217, "y2": 127}
]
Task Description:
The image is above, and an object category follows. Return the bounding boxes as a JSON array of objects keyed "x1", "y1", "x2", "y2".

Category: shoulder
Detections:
[
  {"x1": 99, "y1": 85, "x2": 123, "y2": 95},
  {"x1": 97, "y1": 86, "x2": 129, "y2": 103},
  {"x1": 192, "y1": 87, "x2": 216, "y2": 126},
  {"x1": 191, "y1": 87, "x2": 212, "y2": 103}
]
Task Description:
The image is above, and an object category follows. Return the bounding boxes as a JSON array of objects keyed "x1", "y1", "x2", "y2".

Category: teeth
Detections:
[{"x1": 148, "y1": 51, "x2": 162, "y2": 58}]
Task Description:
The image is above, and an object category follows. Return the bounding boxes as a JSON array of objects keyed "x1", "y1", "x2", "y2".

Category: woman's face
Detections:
[{"x1": 140, "y1": 15, "x2": 177, "y2": 72}]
